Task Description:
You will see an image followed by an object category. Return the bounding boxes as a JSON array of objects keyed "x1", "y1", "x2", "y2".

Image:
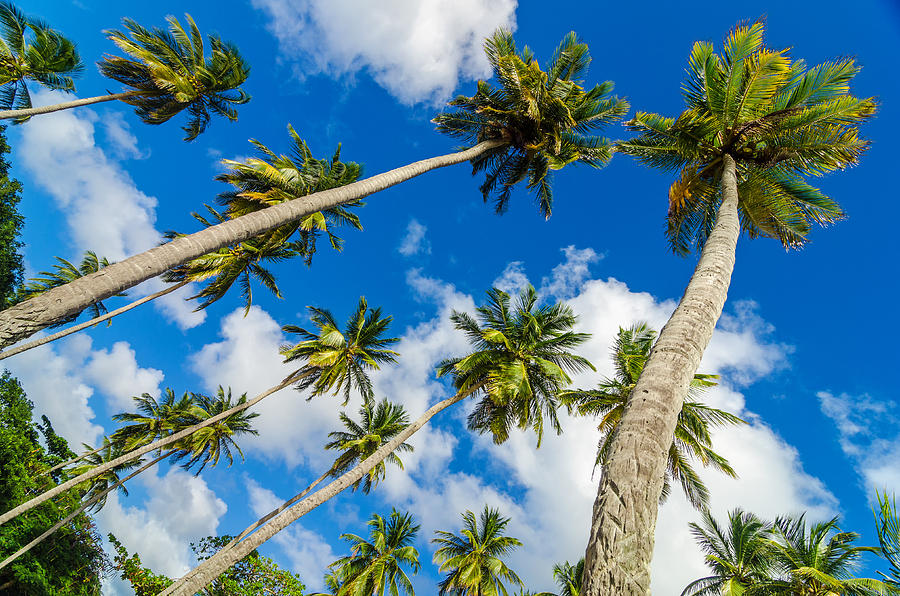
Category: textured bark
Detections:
[
  {"x1": 0, "y1": 91, "x2": 139, "y2": 120},
  {"x1": 162, "y1": 387, "x2": 478, "y2": 595},
  {"x1": 0, "y1": 140, "x2": 504, "y2": 349},
  {"x1": 0, "y1": 281, "x2": 188, "y2": 362},
  {"x1": 0, "y1": 451, "x2": 171, "y2": 570},
  {"x1": 0, "y1": 373, "x2": 299, "y2": 527},
  {"x1": 582, "y1": 154, "x2": 741, "y2": 595}
]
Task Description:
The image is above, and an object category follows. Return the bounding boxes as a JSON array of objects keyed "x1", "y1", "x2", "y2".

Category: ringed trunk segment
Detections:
[
  {"x1": 0, "y1": 372, "x2": 300, "y2": 528},
  {"x1": 0, "y1": 140, "x2": 505, "y2": 349},
  {"x1": 163, "y1": 387, "x2": 479, "y2": 595},
  {"x1": 582, "y1": 154, "x2": 741, "y2": 595},
  {"x1": 0, "y1": 90, "x2": 141, "y2": 120},
  {"x1": 0, "y1": 280, "x2": 189, "y2": 362}
]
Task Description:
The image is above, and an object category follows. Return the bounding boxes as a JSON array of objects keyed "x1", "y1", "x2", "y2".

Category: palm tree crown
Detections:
[
  {"x1": 98, "y1": 14, "x2": 250, "y2": 140},
  {"x1": 70, "y1": 436, "x2": 143, "y2": 513},
  {"x1": 281, "y1": 297, "x2": 399, "y2": 404},
  {"x1": 325, "y1": 398, "x2": 413, "y2": 494},
  {"x1": 438, "y1": 285, "x2": 594, "y2": 447},
  {"x1": 552, "y1": 559, "x2": 584, "y2": 596},
  {"x1": 330, "y1": 509, "x2": 421, "y2": 596},
  {"x1": 433, "y1": 29, "x2": 628, "y2": 217},
  {"x1": 432, "y1": 506, "x2": 523, "y2": 596},
  {"x1": 110, "y1": 388, "x2": 196, "y2": 451},
  {"x1": 561, "y1": 323, "x2": 744, "y2": 508},
  {"x1": 0, "y1": 2, "x2": 82, "y2": 114},
  {"x1": 617, "y1": 21, "x2": 875, "y2": 254}
]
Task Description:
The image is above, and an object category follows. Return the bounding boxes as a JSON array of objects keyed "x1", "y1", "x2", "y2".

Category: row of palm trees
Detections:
[{"x1": 0, "y1": 3, "x2": 877, "y2": 593}]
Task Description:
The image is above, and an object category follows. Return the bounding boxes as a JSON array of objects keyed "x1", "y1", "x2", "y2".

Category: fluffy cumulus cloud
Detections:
[
  {"x1": 398, "y1": 218, "x2": 431, "y2": 256},
  {"x1": 250, "y1": 0, "x2": 518, "y2": 104},
  {"x1": 83, "y1": 341, "x2": 164, "y2": 411},
  {"x1": 15, "y1": 90, "x2": 205, "y2": 330},
  {"x1": 818, "y1": 390, "x2": 900, "y2": 494}
]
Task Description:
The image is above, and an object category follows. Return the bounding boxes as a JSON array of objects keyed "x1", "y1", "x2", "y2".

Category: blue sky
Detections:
[{"x1": 5, "y1": 0, "x2": 900, "y2": 593}]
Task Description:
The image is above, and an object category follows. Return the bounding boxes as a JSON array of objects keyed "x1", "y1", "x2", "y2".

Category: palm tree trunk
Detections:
[
  {"x1": 0, "y1": 140, "x2": 505, "y2": 349},
  {"x1": 0, "y1": 91, "x2": 140, "y2": 120},
  {"x1": 162, "y1": 386, "x2": 480, "y2": 595},
  {"x1": 0, "y1": 281, "x2": 189, "y2": 362},
  {"x1": 581, "y1": 154, "x2": 740, "y2": 595},
  {"x1": 38, "y1": 441, "x2": 115, "y2": 479},
  {"x1": 0, "y1": 450, "x2": 172, "y2": 570},
  {"x1": 0, "y1": 370, "x2": 303, "y2": 528}
]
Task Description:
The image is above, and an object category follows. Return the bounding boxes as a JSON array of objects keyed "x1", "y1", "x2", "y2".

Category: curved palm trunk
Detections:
[
  {"x1": 0, "y1": 140, "x2": 505, "y2": 349},
  {"x1": 0, "y1": 450, "x2": 172, "y2": 570},
  {"x1": 0, "y1": 91, "x2": 140, "y2": 120},
  {"x1": 38, "y1": 441, "x2": 117, "y2": 479},
  {"x1": 0, "y1": 371, "x2": 301, "y2": 528},
  {"x1": 162, "y1": 387, "x2": 479, "y2": 595},
  {"x1": 581, "y1": 155, "x2": 740, "y2": 595},
  {"x1": 0, "y1": 281, "x2": 188, "y2": 362}
]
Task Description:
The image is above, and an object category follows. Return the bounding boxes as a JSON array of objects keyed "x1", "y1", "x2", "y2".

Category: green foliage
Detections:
[
  {"x1": 434, "y1": 29, "x2": 628, "y2": 217},
  {"x1": 0, "y1": 2, "x2": 82, "y2": 116},
  {"x1": 432, "y1": 506, "x2": 523, "y2": 596},
  {"x1": 438, "y1": 285, "x2": 594, "y2": 447},
  {"x1": 560, "y1": 322, "x2": 744, "y2": 509},
  {"x1": 617, "y1": 21, "x2": 876, "y2": 254},
  {"x1": 98, "y1": 14, "x2": 250, "y2": 140},
  {"x1": 325, "y1": 398, "x2": 413, "y2": 494},
  {"x1": 0, "y1": 125, "x2": 22, "y2": 309},
  {"x1": 551, "y1": 559, "x2": 583, "y2": 596},
  {"x1": 0, "y1": 372, "x2": 106, "y2": 595},
  {"x1": 875, "y1": 491, "x2": 900, "y2": 587}
]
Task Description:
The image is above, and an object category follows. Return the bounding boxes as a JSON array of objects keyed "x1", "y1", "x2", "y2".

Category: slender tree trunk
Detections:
[
  {"x1": 581, "y1": 154, "x2": 740, "y2": 595},
  {"x1": 162, "y1": 386, "x2": 480, "y2": 595},
  {"x1": 0, "y1": 140, "x2": 505, "y2": 349},
  {"x1": 0, "y1": 451, "x2": 171, "y2": 570},
  {"x1": 0, "y1": 91, "x2": 140, "y2": 120},
  {"x1": 0, "y1": 371, "x2": 301, "y2": 528},
  {"x1": 38, "y1": 441, "x2": 114, "y2": 479},
  {"x1": 0, "y1": 281, "x2": 188, "y2": 362}
]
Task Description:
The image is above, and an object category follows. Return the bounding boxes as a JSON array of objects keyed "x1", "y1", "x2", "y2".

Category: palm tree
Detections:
[
  {"x1": 0, "y1": 2, "x2": 82, "y2": 116},
  {"x1": 160, "y1": 285, "x2": 592, "y2": 595},
  {"x1": 0, "y1": 14, "x2": 250, "y2": 140},
  {"x1": 583, "y1": 22, "x2": 876, "y2": 594},
  {"x1": 329, "y1": 509, "x2": 421, "y2": 596},
  {"x1": 0, "y1": 29, "x2": 626, "y2": 349},
  {"x1": 561, "y1": 323, "x2": 744, "y2": 509},
  {"x1": 432, "y1": 506, "x2": 523, "y2": 596},
  {"x1": 552, "y1": 559, "x2": 584, "y2": 596},
  {"x1": 681, "y1": 509, "x2": 775, "y2": 596},
  {"x1": 875, "y1": 491, "x2": 900, "y2": 587},
  {"x1": 110, "y1": 389, "x2": 196, "y2": 451}
]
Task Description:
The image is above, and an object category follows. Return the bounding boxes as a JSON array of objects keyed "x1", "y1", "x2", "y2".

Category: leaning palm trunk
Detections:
[
  {"x1": 162, "y1": 386, "x2": 480, "y2": 595},
  {"x1": 0, "y1": 450, "x2": 172, "y2": 570},
  {"x1": 0, "y1": 90, "x2": 141, "y2": 120},
  {"x1": 0, "y1": 140, "x2": 504, "y2": 348},
  {"x1": 0, "y1": 281, "x2": 188, "y2": 361},
  {"x1": 582, "y1": 155, "x2": 740, "y2": 595},
  {"x1": 0, "y1": 372, "x2": 300, "y2": 527}
]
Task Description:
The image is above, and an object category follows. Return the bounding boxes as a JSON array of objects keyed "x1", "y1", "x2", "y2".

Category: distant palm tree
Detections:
[
  {"x1": 330, "y1": 509, "x2": 421, "y2": 596},
  {"x1": 110, "y1": 389, "x2": 196, "y2": 451},
  {"x1": 0, "y1": 2, "x2": 82, "y2": 117},
  {"x1": 0, "y1": 29, "x2": 625, "y2": 351},
  {"x1": 584, "y1": 22, "x2": 876, "y2": 593},
  {"x1": 552, "y1": 559, "x2": 584, "y2": 596},
  {"x1": 562, "y1": 323, "x2": 743, "y2": 509},
  {"x1": 0, "y1": 14, "x2": 250, "y2": 140},
  {"x1": 432, "y1": 506, "x2": 523, "y2": 596}
]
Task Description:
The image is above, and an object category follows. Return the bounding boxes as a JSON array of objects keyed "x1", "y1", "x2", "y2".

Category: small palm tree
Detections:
[
  {"x1": 432, "y1": 506, "x2": 523, "y2": 596},
  {"x1": 875, "y1": 491, "x2": 900, "y2": 587},
  {"x1": 0, "y1": 2, "x2": 82, "y2": 115},
  {"x1": 110, "y1": 389, "x2": 196, "y2": 451},
  {"x1": 330, "y1": 509, "x2": 421, "y2": 596},
  {"x1": 0, "y1": 14, "x2": 250, "y2": 140},
  {"x1": 552, "y1": 559, "x2": 584, "y2": 596},
  {"x1": 561, "y1": 323, "x2": 744, "y2": 509},
  {"x1": 281, "y1": 297, "x2": 400, "y2": 404},
  {"x1": 682, "y1": 509, "x2": 775, "y2": 596}
]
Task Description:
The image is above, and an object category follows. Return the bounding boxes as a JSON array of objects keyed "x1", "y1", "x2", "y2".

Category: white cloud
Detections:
[
  {"x1": 102, "y1": 112, "x2": 147, "y2": 160},
  {"x1": 398, "y1": 219, "x2": 431, "y2": 257},
  {"x1": 493, "y1": 261, "x2": 529, "y2": 294},
  {"x1": 539, "y1": 245, "x2": 601, "y2": 299},
  {"x1": 250, "y1": 0, "x2": 518, "y2": 104},
  {"x1": 83, "y1": 341, "x2": 164, "y2": 411}
]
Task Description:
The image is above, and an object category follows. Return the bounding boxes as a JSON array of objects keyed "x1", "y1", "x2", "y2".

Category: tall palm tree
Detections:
[
  {"x1": 582, "y1": 22, "x2": 876, "y2": 594},
  {"x1": 681, "y1": 509, "x2": 775, "y2": 596},
  {"x1": 0, "y1": 14, "x2": 250, "y2": 140},
  {"x1": 432, "y1": 506, "x2": 523, "y2": 596},
  {"x1": 561, "y1": 323, "x2": 744, "y2": 509},
  {"x1": 329, "y1": 509, "x2": 421, "y2": 596},
  {"x1": 109, "y1": 389, "x2": 196, "y2": 451},
  {"x1": 0, "y1": 29, "x2": 626, "y2": 349},
  {"x1": 160, "y1": 285, "x2": 592, "y2": 595},
  {"x1": 0, "y1": 2, "x2": 82, "y2": 116},
  {"x1": 552, "y1": 559, "x2": 584, "y2": 596}
]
